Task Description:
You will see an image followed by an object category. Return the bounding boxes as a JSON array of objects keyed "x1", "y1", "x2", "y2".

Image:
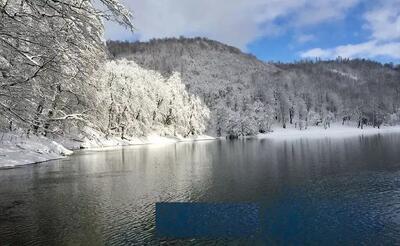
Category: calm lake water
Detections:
[{"x1": 1, "y1": 134, "x2": 400, "y2": 245}]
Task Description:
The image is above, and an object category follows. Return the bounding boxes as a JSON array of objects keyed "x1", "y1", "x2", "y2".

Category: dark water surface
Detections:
[{"x1": 1, "y1": 134, "x2": 400, "y2": 245}]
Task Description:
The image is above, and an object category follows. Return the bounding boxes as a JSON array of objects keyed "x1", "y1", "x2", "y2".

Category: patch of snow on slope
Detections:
[{"x1": 330, "y1": 69, "x2": 359, "y2": 80}]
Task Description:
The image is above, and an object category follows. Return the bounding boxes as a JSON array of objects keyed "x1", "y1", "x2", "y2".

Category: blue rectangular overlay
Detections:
[{"x1": 156, "y1": 202, "x2": 260, "y2": 238}]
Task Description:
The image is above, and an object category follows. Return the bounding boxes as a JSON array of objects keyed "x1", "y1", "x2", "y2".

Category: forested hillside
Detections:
[{"x1": 107, "y1": 38, "x2": 400, "y2": 137}]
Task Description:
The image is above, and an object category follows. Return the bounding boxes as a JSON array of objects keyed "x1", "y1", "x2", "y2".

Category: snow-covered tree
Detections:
[
  {"x1": 98, "y1": 60, "x2": 210, "y2": 138},
  {"x1": 0, "y1": 0, "x2": 133, "y2": 135}
]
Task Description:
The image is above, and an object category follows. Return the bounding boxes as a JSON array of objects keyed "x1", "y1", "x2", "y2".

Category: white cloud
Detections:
[
  {"x1": 363, "y1": 0, "x2": 400, "y2": 41},
  {"x1": 300, "y1": 41, "x2": 400, "y2": 59},
  {"x1": 300, "y1": 48, "x2": 331, "y2": 58},
  {"x1": 292, "y1": 0, "x2": 359, "y2": 27},
  {"x1": 104, "y1": 0, "x2": 359, "y2": 49},
  {"x1": 296, "y1": 34, "x2": 315, "y2": 43},
  {"x1": 300, "y1": 0, "x2": 400, "y2": 61}
]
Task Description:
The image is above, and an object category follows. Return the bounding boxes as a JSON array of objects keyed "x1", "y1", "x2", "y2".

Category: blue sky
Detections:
[
  {"x1": 248, "y1": 3, "x2": 369, "y2": 62},
  {"x1": 105, "y1": 0, "x2": 400, "y2": 64}
]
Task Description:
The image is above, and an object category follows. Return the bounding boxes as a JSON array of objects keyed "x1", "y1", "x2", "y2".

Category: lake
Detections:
[{"x1": 1, "y1": 133, "x2": 400, "y2": 245}]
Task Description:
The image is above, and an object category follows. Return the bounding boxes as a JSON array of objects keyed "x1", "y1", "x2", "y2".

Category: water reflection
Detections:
[{"x1": 1, "y1": 134, "x2": 400, "y2": 244}]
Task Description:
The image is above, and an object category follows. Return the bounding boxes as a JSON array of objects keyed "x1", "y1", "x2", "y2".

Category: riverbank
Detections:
[
  {"x1": 0, "y1": 133, "x2": 73, "y2": 169},
  {"x1": 2, "y1": 124, "x2": 400, "y2": 168},
  {"x1": 0, "y1": 129, "x2": 215, "y2": 169}
]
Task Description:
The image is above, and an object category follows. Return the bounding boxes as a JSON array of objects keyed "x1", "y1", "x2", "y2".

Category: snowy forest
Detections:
[{"x1": 1, "y1": 0, "x2": 400, "y2": 142}]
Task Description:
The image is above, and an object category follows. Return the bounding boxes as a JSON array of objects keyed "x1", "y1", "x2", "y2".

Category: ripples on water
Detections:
[{"x1": 1, "y1": 133, "x2": 400, "y2": 245}]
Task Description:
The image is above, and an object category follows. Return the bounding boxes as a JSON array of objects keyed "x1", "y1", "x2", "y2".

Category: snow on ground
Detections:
[
  {"x1": 75, "y1": 127, "x2": 216, "y2": 151},
  {"x1": 176, "y1": 134, "x2": 216, "y2": 142},
  {"x1": 79, "y1": 134, "x2": 216, "y2": 152},
  {"x1": 0, "y1": 133, "x2": 73, "y2": 169},
  {"x1": 329, "y1": 69, "x2": 359, "y2": 81},
  {"x1": 258, "y1": 123, "x2": 400, "y2": 140}
]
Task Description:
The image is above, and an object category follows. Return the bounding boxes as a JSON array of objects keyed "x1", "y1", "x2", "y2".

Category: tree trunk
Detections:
[
  {"x1": 289, "y1": 107, "x2": 294, "y2": 124},
  {"x1": 44, "y1": 84, "x2": 62, "y2": 136},
  {"x1": 32, "y1": 100, "x2": 44, "y2": 134}
]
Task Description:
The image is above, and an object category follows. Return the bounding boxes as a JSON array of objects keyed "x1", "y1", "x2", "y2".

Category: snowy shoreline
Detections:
[
  {"x1": 2, "y1": 124, "x2": 400, "y2": 169},
  {"x1": 76, "y1": 134, "x2": 216, "y2": 152},
  {"x1": 0, "y1": 132, "x2": 216, "y2": 169},
  {"x1": 258, "y1": 124, "x2": 400, "y2": 140},
  {"x1": 0, "y1": 133, "x2": 73, "y2": 169}
]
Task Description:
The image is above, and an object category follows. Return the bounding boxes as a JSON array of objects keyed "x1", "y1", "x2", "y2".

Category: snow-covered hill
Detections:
[{"x1": 107, "y1": 37, "x2": 400, "y2": 137}]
